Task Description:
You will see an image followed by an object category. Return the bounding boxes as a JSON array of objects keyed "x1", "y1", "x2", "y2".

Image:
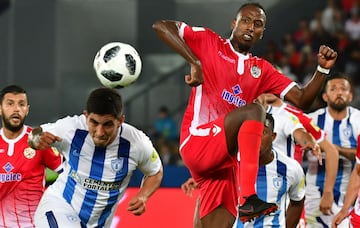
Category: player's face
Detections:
[
  {"x1": 259, "y1": 125, "x2": 274, "y2": 157},
  {"x1": 85, "y1": 112, "x2": 124, "y2": 147},
  {"x1": 0, "y1": 92, "x2": 29, "y2": 132},
  {"x1": 323, "y1": 78, "x2": 352, "y2": 112},
  {"x1": 230, "y1": 5, "x2": 266, "y2": 53}
]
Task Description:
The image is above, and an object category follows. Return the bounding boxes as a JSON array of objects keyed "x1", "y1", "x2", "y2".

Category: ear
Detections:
[
  {"x1": 272, "y1": 132, "x2": 276, "y2": 141},
  {"x1": 83, "y1": 110, "x2": 88, "y2": 117},
  {"x1": 118, "y1": 115, "x2": 125, "y2": 124},
  {"x1": 231, "y1": 18, "x2": 237, "y2": 30},
  {"x1": 322, "y1": 93, "x2": 328, "y2": 103}
]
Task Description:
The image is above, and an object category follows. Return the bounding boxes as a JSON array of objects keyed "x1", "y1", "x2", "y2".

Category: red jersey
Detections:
[
  {"x1": 284, "y1": 104, "x2": 325, "y2": 163},
  {"x1": 0, "y1": 126, "x2": 62, "y2": 228},
  {"x1": 351, "y1": 135, "x2": 360, "y2": 225},
  {"x1": 178, "y1": 23, "x2": 295, "y2": 144}
]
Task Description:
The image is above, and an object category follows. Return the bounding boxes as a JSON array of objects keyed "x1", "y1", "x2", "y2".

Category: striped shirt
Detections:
[
  {"x1": 307, "y1": 106, "x2": 360, "y2": 205},
  {"x1": 39, "y1": 115, "x2": 162, "y2": 227},
  {"x1": 235, "y1": 150, "x2": 305, "y2": 227}
]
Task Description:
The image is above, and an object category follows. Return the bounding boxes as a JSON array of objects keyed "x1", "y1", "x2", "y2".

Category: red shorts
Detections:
[
  {"x1": 350, "y1": 209, "x2": 360, "y2": 227},
  {"x1": 180, "y1": 115, "x2": 238, "y2": 218}
]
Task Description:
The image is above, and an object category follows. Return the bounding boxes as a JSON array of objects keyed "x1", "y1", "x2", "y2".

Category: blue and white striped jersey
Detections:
[
  {"x1": 40, "y1": 115, "x2": 162, "y2": 227},
  {"x1": 268, "y1": 105, "x2": 304, "y2": 159},
  {"x1": 235, "y1": 150, "x2": 305, "y2": 227},
  {"x1": 307, "y1": 106, "x2": 360, "y2": 205}
]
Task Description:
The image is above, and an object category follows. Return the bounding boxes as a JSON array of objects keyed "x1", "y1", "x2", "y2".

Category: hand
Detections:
[
  {"x1": 332, "y1": 208, "x2": 349, "y2": 228},
  {"x1": 127, "y1": 196, "x2": 146, "y2": 216},
  {"x1": 319, "y1": 191, "x2": 334, "y2": 215},
  {"x1": 317, "y1": 45, "x2": 337, "y2": 69},
  {"x1": 303, "y1": 143, "x2": 322, "y2": 166},
  {"x1": 185, "y1": 61, "x2": 203, "y2": 87},
  {"x1": 36, "y1": 132, "x2": 62, "y2": 150},
  {"x1": 181, "y1": 178, "x2": 198, "y2": 197}
]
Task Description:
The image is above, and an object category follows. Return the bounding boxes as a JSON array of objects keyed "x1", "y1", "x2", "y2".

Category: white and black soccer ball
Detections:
[{"x1": 93, "y1": 42, "x2": 142, "y2": 88}]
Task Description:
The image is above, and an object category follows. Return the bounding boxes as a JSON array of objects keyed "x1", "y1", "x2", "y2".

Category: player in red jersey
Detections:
[
  {"x1": 153, "y1": 2, "x2": 337, "y2": 227},
  {"x1": 0, "y1": 85, "x2": 62, "y2": 228},
  {"x1": 332, "y1": 134, "x2": 360, "y2": 227}
]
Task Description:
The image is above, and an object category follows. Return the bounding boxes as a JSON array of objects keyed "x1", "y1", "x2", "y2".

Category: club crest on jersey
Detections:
[
  {"x1": 272, "y1": 176, "x2": 283, "y2": 190},
  {"x1": 24, "y1": 148, "x2": 36, "y2": 159},
  {"x1": 111, "y1": 158, "x2": 124, "y2": 172},
  {"x1": 250, "y1": 65, "x2": 261, "y2": 78}
]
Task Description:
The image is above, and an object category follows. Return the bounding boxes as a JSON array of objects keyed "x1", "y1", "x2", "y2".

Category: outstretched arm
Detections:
[
  {"x1": 284, "y1": 45, "x2": 337, "y2": 110},
  {"x1": 318, "y1": 138, "x2": 339, "y2": 215},
  {"x1": 286, "y1": 198, "x2": 305, "y2": 227},
  {"x1": 293, "y1": 128, "x2": 322, "y2": 165},
  {"x1": 332, "y1": 164, "x2": 360, "y2": 227},
  {"x1": 152, "y1": 20, "x2": 203, "y2": 87},
  {"x1": 28, "y1": 127, "x2": 62, "y2": 150},
  {"x1": 127, "y1": 168, "x2": 163, "y2": 216}
]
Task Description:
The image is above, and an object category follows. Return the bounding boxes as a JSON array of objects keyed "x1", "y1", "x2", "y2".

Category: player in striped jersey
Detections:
[
  {"x1": 29, "y1": 87, "x2": 163, "y2": 227},
  {"x1": 0, "y1": 85, "x2": 63, "y2": 228},
  {"x1": 306, "y1": 73, "x2": 360, "y2": 227},
  {"x1": 234, "y1": 113, "x2": 306, "y2": 227},
  {"x1": 332, "y1": 134, "x2": 360, "y2": 227}
]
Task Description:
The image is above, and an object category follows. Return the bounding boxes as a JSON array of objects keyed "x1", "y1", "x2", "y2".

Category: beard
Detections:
[
  {"x1": 2, "y1": 116, "x2": 25, "y2": 132},
  {"x1": 328, "y1": 100, "x2": 348, "y2": 112}
]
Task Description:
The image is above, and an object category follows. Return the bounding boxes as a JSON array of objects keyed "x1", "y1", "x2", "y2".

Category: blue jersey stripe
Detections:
[
  {"x1": 317, "y1": 112, "x2": 326, "y2": 129},
  {"x1": 334, "y1": 159, "x2": 344, "y2": 204},
  {"x1": 332, "y1": 121, "x2": 341, "y2": 146},
  {"x1": 63, "y1": 129, "x2": 88, "y2": 204}
]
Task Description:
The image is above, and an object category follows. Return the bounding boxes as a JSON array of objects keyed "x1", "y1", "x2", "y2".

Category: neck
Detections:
[
  {"x1": 259, "y1": 150, "x2": 274, "y2": 166},
  {"x1": 2, "y1": 127, "x2": 23, "y2": 140},
  {"x1": 328, "y1": 107, "x2": 347, "y2": 120}
]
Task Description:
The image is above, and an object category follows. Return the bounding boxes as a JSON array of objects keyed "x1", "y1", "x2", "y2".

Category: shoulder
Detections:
[
  {"x1": 276, "y1": 152, "x2": 304, "y2": 174},
  {"x1": 307, "y1": 108, "x2": 326, "y2": 117}
]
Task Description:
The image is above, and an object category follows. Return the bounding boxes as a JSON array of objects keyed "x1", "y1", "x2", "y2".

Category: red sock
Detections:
[{"x1": 238, "y1": 120, "x2": 263, "y2": 205}]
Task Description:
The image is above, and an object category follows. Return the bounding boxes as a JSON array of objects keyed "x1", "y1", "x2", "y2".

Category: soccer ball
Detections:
[{"x1": 93, "y1": 42, "x2": 142, "y2": 88}]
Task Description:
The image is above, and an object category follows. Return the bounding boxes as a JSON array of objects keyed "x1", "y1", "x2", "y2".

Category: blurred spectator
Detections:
[
  {"x1": 151, "y1": 105, "x2": 179, "y2": 143},
  {"x1": 344, "y1": 7, "x2": 360, "y2": 40},
  {"x1": 157, "y1": 139, "x2": 183, "y2": 166}
]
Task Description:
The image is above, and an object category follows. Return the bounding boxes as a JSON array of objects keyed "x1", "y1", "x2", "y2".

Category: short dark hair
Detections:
[
  {"x1": 265, "y1": 113, "x2": 275, "y2": 132},
  {"x1": 236, "y1": 2, "x2": 265, "y2": 16},
  {"x1": 324, "y1": 72, "x2": 354, "y2": 93},
  {"x1": 86, "y1": 87, "x2": 123, "y2": 118},
  {"x1": 0, "y1": 85, "x2": 27, "y2": 103}
]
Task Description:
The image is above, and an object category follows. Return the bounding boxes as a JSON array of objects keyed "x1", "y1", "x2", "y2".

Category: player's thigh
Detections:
[
  {"x1": 201, "y1": 206, "x2": 235, "y2": 228},
  {"x1": 35, "y1": 194, "x2": 82, "y2": 228}
]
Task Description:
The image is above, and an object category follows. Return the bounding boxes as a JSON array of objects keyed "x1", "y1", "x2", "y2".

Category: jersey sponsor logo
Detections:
[
  {"x1": 23, "y1": 147, "x2": 36, "y2": 159},
  {"x1": 272, "y1": 176, "x2": 283, "y2": 190},
  {"x1": 70, "y1": 169, "x2": 121, "y2": 191},
  {"x1": 83, "y1": 177, "x2": 121, "y2": 191},
  {"x1": 111, "y1": 158, "x2": 124, "y2": 172},
  {"x1": 218, "y1": 51, "x2": 235, "y2": 64},
  {"x1": 250, "y1": 65, "x2": 261, "y2": 78},
  {"x1": 222, "y1": 87, "x2": 246, "y2": 107},
  {"x1": 289, "y1": 115, "x2": 300, "y2": 124},
  {"x1": 1, "y1": 162, "x2": 21, "y2": 183}
]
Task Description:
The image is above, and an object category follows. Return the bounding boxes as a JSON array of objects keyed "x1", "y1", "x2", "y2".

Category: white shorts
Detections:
[
  {"x1": 35, "y1": 189, "x2": 82, "y2": 228},
  {"x1": 305, "y1": 184, "x2": 349, "y2": 227}
]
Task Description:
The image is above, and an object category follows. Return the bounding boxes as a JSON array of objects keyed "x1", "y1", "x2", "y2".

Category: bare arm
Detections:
[
  {"x1": 319, "y1": 138, "x2": 339, "y2": 215},
  {"x1": 335, "y1": 145, "x2": 356, "y2": 161},
  {"x1": 286, "y1": 198, "x2": 305, "y2": 227},
  {"x1": 332, "y1": 164, "x2": 360, "y2": 227},
  {"x1": 284, "y1": 45, "x2": 337, "y2": 110},
  {"x1": 152, "y1": 20, "x2": 203, "y2": 87},
  {"x1": 28, "y1": 127, "x2": 62, "y2": 150},
  {"x1": 127, "y1": 167, "x2": 163, "y2": 216},
  {"x1": 293, "y1": 128, "x2": 322, "y2": 164}
]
